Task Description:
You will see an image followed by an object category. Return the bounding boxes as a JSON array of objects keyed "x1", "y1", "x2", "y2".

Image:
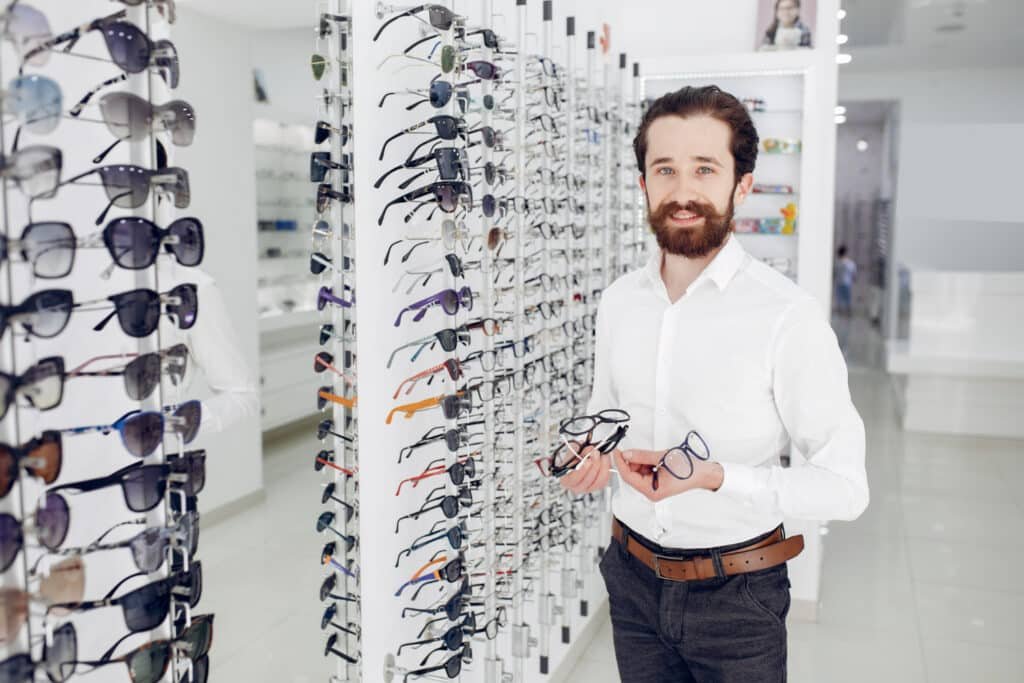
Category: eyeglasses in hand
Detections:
[{"x1": 651, "y1": 430, "x2": 710, "y2": 491}]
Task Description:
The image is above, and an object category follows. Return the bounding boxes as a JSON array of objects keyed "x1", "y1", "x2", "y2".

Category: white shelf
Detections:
[
  {"x1": 887, "y1": 340, "x2": 1024, "y2": 379},
  {"x1": 259, "y1": 309, "x2": 319, "y2": 335}
]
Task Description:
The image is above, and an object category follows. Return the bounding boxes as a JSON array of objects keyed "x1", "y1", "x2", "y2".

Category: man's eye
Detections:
[
  {"x1": 656, "y1": 167, "x2": 674, "y2": 175},
  {"x1": 697, "y1": 166, "x2": 714, "y2": 175}
]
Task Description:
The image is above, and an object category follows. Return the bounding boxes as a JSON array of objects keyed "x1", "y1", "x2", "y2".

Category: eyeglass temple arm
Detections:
[
  {"x1": 66, "y1": 352, "x2": 136, "y2": 376},
  {"x1": 69, "y1": 72, "x2": 128, "y2": 117}
]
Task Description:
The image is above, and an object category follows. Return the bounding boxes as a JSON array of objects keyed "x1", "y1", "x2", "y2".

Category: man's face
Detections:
[
  {"x1": 776, "y1": 0, "x2": 799, "y2": 27},
  {"x1": 639, "y1": 114, "x2": 752, "y2": 258}
]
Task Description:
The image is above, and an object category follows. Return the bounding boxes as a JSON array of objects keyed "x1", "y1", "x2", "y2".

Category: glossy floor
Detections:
[{"x1": 201, "y1": 315, "x2": 1024, "y2": 682}]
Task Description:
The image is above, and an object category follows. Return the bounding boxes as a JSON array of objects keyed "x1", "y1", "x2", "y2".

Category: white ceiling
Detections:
[
  {"x1": 176, "y1": 0, "x2": 316, "y2": 29},
  {"x1": 840, "y1": 0, "x2": 1024, "y2": 69}
]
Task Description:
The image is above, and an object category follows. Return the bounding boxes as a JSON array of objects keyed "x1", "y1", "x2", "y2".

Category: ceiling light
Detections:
[
  {"x1": 838, "y1": 9, "x2": 847, "y2": 20},
  {"x1": 835, "y1": 115, "x2": 847, "y2": 124},
  {"x1": 836, "y1": 53, "x2": 853, "y2": 64},
  {"x1": 857, "y1": 139, "x2": 869, "y2": 151},
  {"x1": 837, "y1": 34, "x2": 849, "y2": 44},
  {"x1": 835, "y1": 105, "x2": 847, "y2": 115}
]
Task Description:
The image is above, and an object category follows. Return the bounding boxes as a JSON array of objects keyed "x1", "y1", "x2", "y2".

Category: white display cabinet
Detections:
[{"x1": 639, "y1": 49, "x2": 842, "y2": 621}]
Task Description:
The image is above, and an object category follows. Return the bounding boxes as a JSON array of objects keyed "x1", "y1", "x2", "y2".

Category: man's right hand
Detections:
[{"x1": 559, "y1": 446, "x2": 617, "y2": 494}]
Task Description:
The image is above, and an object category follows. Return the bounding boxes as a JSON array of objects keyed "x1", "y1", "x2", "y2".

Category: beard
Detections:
[{"x1": 647, "y1": 194, "x2": 735, "y2": 258}]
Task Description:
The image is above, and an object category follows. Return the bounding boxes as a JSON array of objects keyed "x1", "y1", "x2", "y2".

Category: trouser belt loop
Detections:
[
  {"x1": 709, "y1": 547, "x2": 726, "y2": 579},
  {"x1": 616, "y1": 520, "x2": 629, "y2": 547}
]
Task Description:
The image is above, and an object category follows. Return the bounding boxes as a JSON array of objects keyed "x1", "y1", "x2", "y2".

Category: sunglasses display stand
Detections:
[
  {"x1": 1, "y1": 2, "x2": 213, "y2": 681},
  {"x1": 330, "y1": 1, "x2": 643, "y2": 682},
  {"x1": 314, "y1": 3, "x2": 361, "y2": 683}
]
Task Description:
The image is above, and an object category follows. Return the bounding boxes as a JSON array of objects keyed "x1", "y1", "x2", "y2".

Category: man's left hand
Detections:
[{"x1": 614, "y1": 449, "x2": 725, "y2": 502}]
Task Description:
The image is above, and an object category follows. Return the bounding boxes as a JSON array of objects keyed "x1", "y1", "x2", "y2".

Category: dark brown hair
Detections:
[{"x1": 633, "y1": 85, "x2": 759, "y2": 182}]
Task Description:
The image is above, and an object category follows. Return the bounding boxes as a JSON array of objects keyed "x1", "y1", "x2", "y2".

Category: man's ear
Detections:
[
  {"x1": 733, "y1": 172, "x2": 754, "y2": 207},
  {"x1": 638, "y1": 174, "x2": 646, "y2": 194}
]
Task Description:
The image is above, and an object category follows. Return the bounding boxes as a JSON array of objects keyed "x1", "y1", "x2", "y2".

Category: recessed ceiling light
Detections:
[
  {"x1": 856, "y1": 139, "x2": 869, "y2": 151},
  {"x1": 837, "y1": 34, "x2": 849, "y2": 44},
  {"x1": 835, "y1": 114, "x2": 847, "y2": 124},
  {"x1": 835, "y1": 105, "x2": 847, "y2": 115},
  {"x1": 836, "y1": 53, "x2": 853, "y2": 64},
  {"x1": 837, "y1": 9, "x2": 847, "y2": 20}
]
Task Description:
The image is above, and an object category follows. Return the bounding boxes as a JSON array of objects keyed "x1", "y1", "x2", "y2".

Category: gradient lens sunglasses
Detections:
[
  {"x1": 0, "y1": 288, "x2": 73, "y2": 340},
  {"x1": 378, "y1": 181, "x2": 473, "y2": 226},
  {"x1": 0, "y1": 430, "x2": 61, "y2": 499},
  {"x1": 46, "y1": 563, "x2": 202, "y2": 634},
  {"x1": 3, "y1": 74, "x2": 62, "y2": 143},
  {"x1": 0, "y1": 144, "x2": 61, "y2": 198},
  {"x1": 91, "y1": 92, "x2": 196, "y2": 164},
  {"x1": 0, "y1": 622, "x2": 78, "y2": 683},
  {"x1": 61, "y1": 400, "x2": 201, "y2": 458},
  {"x1": 1, "y1": 3, "x2": 54, "y2": 66},
  {"x1": 60, "y1": 164, "x2": 189, "y2": 226},
  {"x1": 94, "y1": 216, "x2": 204, "y2": 272},
  {"x1": 0, "y1": 355, "x2": 65, "y2": 420},
  {"x1": 314, "y1": 120, "x2": 350, "y2": 146},
  {"x1": 310, "y1": 151, "x2": 351, "y2": 183},
  {"x1": 378, "y1": 114, "x2": 465, "y2": 161},
  {"x1": 0, "y1": 492, "x2": 70, "y2": 572},
  {"x1": 0, "y1": 221, "x2": 76, "y2": 278},
  {"x1": 47, "y1": 455, "x2": 204, "y2": 514},
  {"x1": 65, "y1": 343, "x2": 189, "y2": 401},
  {"x1": 58, "y1": 613, "x2": 211, "y2": 683}
]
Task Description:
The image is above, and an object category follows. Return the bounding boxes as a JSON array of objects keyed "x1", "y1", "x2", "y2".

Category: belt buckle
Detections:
[{"x1": 651, "y1": 554, "x2": 670, "y2": 580}]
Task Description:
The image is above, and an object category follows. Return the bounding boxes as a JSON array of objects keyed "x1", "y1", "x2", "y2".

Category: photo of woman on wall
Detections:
[{"x1": 759, "y1": 0, "x2": 814, "y2": 50}]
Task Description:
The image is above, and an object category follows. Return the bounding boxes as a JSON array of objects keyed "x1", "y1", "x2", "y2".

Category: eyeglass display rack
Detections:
[
  {"x1": 308, "y1": 1, "x2": 644, "y2": 681},
  {"x1": 1, "y1": 1, "x2": 210, "y2": 682},
  {"x1": 311, "y1": 2, "x2": 360, "y2": 682}
]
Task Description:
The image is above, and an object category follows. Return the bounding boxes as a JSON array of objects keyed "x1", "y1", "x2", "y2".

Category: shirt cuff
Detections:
[{"x1": 716, "y1": 462, "x2": 769, "y2": 506}]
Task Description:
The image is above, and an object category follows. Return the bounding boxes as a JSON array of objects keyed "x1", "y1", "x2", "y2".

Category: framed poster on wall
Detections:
[{"x1": 757, "y1": 0, "x2": 816, "y2": 50}]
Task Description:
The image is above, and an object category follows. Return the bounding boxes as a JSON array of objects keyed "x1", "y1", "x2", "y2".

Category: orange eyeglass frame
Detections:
[
  {"x1": 392, "y1": 358, "x2": 463, "y2": 399},
  {"x1": 385, "y1": 390, "x2": 465, "y2": 425},
  {"x1": 318, "y1": 387, "x2": 357, "y2": 410}
]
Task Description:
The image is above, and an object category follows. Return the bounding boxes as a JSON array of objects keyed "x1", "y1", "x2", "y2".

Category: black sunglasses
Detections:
[
  {"x1": 378, "y1": 114, "x2": 465, "y2": 161},
  {"x1": 0, "y1": 221, "x2": 75, "y2": 278},
  {"x1": 310, "y1": 152, "x2": 352, "y2": 183},
  {"x1": 314, "y1": 120, "x2": 351, "y2": 146},
  {"x1": 0, "y1": 356, "x2": 65, "y2": 420},
  {"x1": 0, "y1": 144, "x2": 62, "y2": 198},
  {"x1": 316, "y1": 183, "x2": 352, "y2": 214},
  {"x1": 373, "y1": 4, "x2": 460, "y2": 42},
  {"x1": 0, "y1": 288, "x2": 73, "y2": 340},
  {"x1": 75, "y1": 283, "x2": 197, "y2": 338},
  {"x1": 378, "y1": 181, "x2": 473, "y2": 226},
  {"x1": 61, "y1": 400, "x2": 202, "y2": 458},
  {"x1": 375, "y1": 146, "x2": 468, "y2": 189},
  {"x1": 100, "y1": 216, "x2": 204, "y2": 270},
  {"x1": 67, "y1": 343, "x2": 189, "y2": 401},
  {"x1": 59, "y1": 165, "x2": 189, "y2": 226}
]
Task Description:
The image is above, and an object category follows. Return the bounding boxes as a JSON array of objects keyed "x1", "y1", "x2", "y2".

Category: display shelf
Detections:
[{"x1": 259, "y1": 309, "x2": 320, "y2": 335}]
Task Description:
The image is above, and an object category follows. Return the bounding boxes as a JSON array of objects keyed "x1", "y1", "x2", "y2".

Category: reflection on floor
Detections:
[{"x1": 203, "y1": 315, "x2": 1024, "y2": 682}]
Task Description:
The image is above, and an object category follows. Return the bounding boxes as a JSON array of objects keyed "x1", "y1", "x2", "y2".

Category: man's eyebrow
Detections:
[
  {"x1": 693, "y1": 155, "x2": 724, "y2": 167},
  {"x1": 648, "y1": 156, "x2": 674, "y2": 167}
]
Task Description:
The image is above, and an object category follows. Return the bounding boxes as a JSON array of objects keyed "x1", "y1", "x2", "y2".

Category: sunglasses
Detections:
[
  {"x1": 310, "y1": 151, "x2": 351, "y2": 183},
  {"x1": 378, "y1": 114, "x2": 465, "y2": 162},
  {"x1": 63, "y1": 613, "x2": 211, "y2": 683},
  {"x1": 316, "y1": 419, "x2": 354, "y2": 443},
  {"x1": 77, "y1": 283, "x2": 198, "y2": 338},
  {"x1": 317, "y1": 386, "x2": 357, "y2": 410},
  {"x1": 92, "y1": 93, "x2": 196, "y2": 165},
  {"x1": 394, "y1": 555, "x2": 464, "y2": 597},
  {"x1": 394, "y1": 286, "x2": 473, "y2": 327},
  {"x1": 4, "y1": 74, "x2": 62, "y2": 143},
  {"x1": 0, "y1": 622, "x2": 78, "y2": 683},
  {"x1": 49, "y1": 452, "x2": 204, "y2": 514},
  {"x1": 1, "y1": 565, "x2": 82, "y2": 643},
  {"x1": 386, "y1": 318, "x2": 499, "y2": 368},
  {"x1": 0, "y1": 431, "x2": 61, "y2": 499},
  {"x1": 372, "y1": 4, "x2": 461, "y2": 42},
  {"x1": 61, "y1": 400, "x2": 201, "y2": 458},
  {"x1": 47, "y1": 563, "x2": 202, "y2": 633},
  {"x1": 393, "y1": 358, "x2": 462, "y2": 399},
  {"x1": 378, "y1": 181, "x2": 473, "y2": 226},
  {"x1": 317, "y1": 285, "x2": 353, "y2": 311},
  {"x1": 311, "y1": 53, "x2": 348, "y2": 83},
  {"x1": 61, "y1": 164, "x2": 189, "y2": 226},
  {"x1": 0, "y1": 288, "x2": 73, "y2": 340},
  {"x1": 375, "y1": 146, "x2": 468, "y2": 190},
  {"x1": 65, "y1": 343, "x2": 189, "y2": 401},
  {"x1": 0, "y1": 221, "x2": 75, "y2": 278},
  {"x1": 0, "y1": 144, "x2": 61, "y2": 198},
  {"x1": 1, "y1": 3, "x2": 53, "y2": 66},
  {"x1": 316, "y1": 182, "x2": 352, "y2": 213},
  {"x1": 99, "y1": 216, "x2": 204, "y2": 270},
  {"x1": 314, "y1": 120, "x2": 350, "y2": 146},
  {"x1": 315, "y1": 451, "x2": 356, "y2": 477},
  {"x1": 321, "y1": 482, "x2": 356, "y2": 522},
  {"x1": 0, "y1": 355, "x2": 65, "y2": 420},
  {"x1": 0, "y1": 492, "x2": 70, "y2": 572}
]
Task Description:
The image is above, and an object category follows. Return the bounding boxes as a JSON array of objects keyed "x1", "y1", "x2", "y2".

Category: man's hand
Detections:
[
  {"x1": 558, "y1": 446, "x2": 616, "y2": 495},
  {"x1": 614, "y1": 449, "x2": 724, "y2": 502}
]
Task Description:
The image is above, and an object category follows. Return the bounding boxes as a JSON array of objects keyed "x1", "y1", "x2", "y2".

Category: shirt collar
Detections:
[{"x1": 643, "y1": 234, "x2": 748, "y2": 294}]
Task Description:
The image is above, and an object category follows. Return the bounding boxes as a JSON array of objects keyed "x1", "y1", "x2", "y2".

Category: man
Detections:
[
  {"x1": 835, "y1": 244, "x2": 857, "y2": 316},
  {"x1": 561, "y1": 86, "x2": 868, "y2": 682}
]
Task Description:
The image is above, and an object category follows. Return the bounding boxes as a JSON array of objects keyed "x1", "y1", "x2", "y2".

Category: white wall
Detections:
[
  {"x1": 840, "y1": 66, "x2": 1024, "y2": 273},
  {"x1": 249, "y1": 28, "x2": 314, "y2": 126},
  {"x1": 835, "y1": 122, "x2": 886, "y2": 201}
]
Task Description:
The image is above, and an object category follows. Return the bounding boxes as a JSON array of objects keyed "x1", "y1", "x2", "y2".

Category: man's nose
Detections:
[{"x1": 665, "y1": 177, "x2": 700, "y2": 206}]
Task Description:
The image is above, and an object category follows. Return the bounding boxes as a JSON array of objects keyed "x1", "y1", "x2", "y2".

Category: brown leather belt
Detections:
[{"x1": 611, "y1": 518, "x2": 804, "y2": 582}]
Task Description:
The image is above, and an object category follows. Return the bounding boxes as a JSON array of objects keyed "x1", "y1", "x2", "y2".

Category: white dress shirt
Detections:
[{"x1": 587, "y1": 235, "x2": 869, "y2": 549}]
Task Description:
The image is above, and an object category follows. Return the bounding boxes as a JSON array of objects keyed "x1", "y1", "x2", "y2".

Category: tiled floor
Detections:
[{"x1": 202, "y1": 316, "x2": 1024, "y2": 681}]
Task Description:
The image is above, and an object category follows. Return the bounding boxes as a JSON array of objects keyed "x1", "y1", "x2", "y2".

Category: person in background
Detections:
[
  {"x1": 835, "y1": 244, "x2": 857, "y2": 316},
  {"x1": 761, "y1": 0, "x2": 813, "y2": 50}
]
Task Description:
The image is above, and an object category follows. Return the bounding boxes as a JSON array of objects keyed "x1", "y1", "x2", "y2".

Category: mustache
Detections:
[{"x1": 650, "y1": 200, "x2": 718, "y2": 223}]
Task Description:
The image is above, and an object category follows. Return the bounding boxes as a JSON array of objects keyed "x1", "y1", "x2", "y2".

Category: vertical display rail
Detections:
[
  {"x1": 600, "y1": 58, "x2": 613, "y2": 293},
  {"x1": 631, "y1": 62, "x2": 643, "y2": 270},
  {"x1": 509, "y1": 0, "x2": 529, "y2": 680},
  {"x1": 315, "y1": 1, "x2": 359, "y2": 680},
  {"x1": 613, "y1": 53, "x2": 625, "y2": 278},
  {"x1": 477, "y1": 2, "x2": 500, "y2": 682}
]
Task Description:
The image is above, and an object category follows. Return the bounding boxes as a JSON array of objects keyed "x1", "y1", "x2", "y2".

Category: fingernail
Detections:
[{"x1": 622, "y1": 450, "x2": 633, "y2": 461}]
